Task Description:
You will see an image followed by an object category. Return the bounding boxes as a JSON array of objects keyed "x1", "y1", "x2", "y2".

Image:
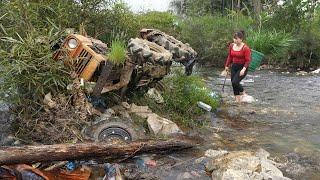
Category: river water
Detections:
[
  {"x1": 96, "y1": 68, "x2": 320, "y2": 180},
  {"x1": 199, "y1": 67, "x2": 320, "y2": 179},
  {"x1": 99, "y1": 68, "x2": 319, "y2": 180}
]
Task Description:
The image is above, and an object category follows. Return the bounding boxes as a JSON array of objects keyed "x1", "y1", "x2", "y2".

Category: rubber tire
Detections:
[{"x1": 87, "y1": 117, "x2": 144, "y2": 142}]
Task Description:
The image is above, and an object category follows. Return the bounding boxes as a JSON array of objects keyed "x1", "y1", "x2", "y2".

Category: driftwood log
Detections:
[{"x1": 0, "y1": 138, "x2": 196, "y2": 165}]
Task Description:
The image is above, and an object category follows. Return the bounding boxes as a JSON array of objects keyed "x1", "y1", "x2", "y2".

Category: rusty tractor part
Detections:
[
  {"x1": 128, "y1": 38, "x2": 172, "y2": 65},
  {"x1": 140, "y1": 29, "x2": 197, "y2": 75},
  {"x1": 53, "y1": 30, "x2": 196, "y2": 96},
  {"x1": 54, "y1": 34, "x2": 108, "y2": 81}
]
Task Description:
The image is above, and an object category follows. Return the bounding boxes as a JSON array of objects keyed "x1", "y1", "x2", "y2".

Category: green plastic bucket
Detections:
[{"x1": 249, "y1": 49, "x2": 264, "y2": 72}]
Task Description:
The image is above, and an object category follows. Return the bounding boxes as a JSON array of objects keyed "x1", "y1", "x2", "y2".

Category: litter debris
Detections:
[
  {"x1": 197, "y1": 101, "x2": 212, "y2": 112},
  {"x1": 66, "y1": 161, "x2": 77, "y2": 171},
  {"x1": 103, "y1": 163, "x2": 123, "y2": 180},
  {"x1": 0, "y1": 164, "x2": 92, "y2": 180},
  {"x1": 135, "y1": 158, "x2": 147, "y2": 171},
  {"x1": 145, "y1": 160, "x2": 157, "y2": 168}
]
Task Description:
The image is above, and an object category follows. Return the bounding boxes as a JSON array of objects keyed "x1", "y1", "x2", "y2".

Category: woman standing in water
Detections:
[{"x1": 224, "y1": 30, "x2": 251, "y2": 103}]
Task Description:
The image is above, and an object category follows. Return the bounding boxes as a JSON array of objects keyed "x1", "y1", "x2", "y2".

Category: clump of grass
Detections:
[
  {"x1": 162, "y1": 69, "x2": 219, "y2": 125},
  {"x1": 107, "y1": 40, "x2": 126, "y2": 65},
  {"x1": 131, "y1": 68, "x2": 220, "y2": 128}
]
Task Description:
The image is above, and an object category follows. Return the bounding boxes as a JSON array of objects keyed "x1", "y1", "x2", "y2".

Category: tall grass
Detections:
[
  {"x1": 0, "y1": 29, "x2": 71, "y2": 114},
  {"x1": 108, "y1": 39, "x2": 126, "y2": 65}
]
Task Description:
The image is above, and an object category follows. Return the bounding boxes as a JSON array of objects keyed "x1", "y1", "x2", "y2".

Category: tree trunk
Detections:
[
  {"x1": 0, "y1": 138, "x2": 196, "y2": 165},
  {"x1": 252, "y1": 0, "x2": 261, "y2": 18}
]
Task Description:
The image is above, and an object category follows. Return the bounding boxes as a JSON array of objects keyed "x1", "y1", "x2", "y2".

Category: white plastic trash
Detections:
[{"x1": 197, "y1": 101, "x2": 212, "y2": 112}]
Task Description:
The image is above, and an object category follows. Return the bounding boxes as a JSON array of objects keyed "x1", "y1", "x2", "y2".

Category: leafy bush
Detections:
[
  {"x1": 178, "y1": 15, "x2": 254, "y2": 67},
  {"x1": 0, "y1": 30, "x2": 71, "y2": 113},
  {"x1": 246, "y1": 30, "x2": 296, "y2": 65},
  {"x1": 259, "y1": 0, "x2": 320, "y2": 68},
  {"x1": 132, "y1": 11, "x2": 178, "y2": 36}
]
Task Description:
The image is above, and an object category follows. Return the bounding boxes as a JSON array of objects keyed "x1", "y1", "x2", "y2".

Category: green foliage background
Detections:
[{"x1": 1, "y1": 0, "x2": 320, "y2": 124}]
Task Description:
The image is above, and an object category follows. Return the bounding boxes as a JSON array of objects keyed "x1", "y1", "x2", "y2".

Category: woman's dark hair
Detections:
[{"x1": 233, "y1": 30, "x2": 245, "y2": 40}]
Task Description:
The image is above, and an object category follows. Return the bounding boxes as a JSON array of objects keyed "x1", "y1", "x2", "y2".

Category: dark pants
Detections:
[{"x1": 231, "y1": 63, "x2": 248, "y2": 95}]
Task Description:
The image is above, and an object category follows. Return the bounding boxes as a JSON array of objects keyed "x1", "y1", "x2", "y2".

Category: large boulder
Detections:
[
  {"x1": 129, "y1": 103, "x2": 183, "y2": 136},
  {"x1": 205, "y1": 149, "x2": 291, "y2": 180},
  {"x1": 147, "y1": 113, "x2": 182, "y2": 136}
]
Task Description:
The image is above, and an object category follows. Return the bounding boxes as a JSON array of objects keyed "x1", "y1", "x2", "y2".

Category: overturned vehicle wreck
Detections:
[{"x1": 53, "y1": 29, "x2": 197, "y2": 143}]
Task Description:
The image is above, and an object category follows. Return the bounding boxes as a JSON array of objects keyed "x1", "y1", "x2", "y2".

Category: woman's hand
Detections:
[
  {"x1": 240, "y1": 67, "x2": 246, "y2": 76},
  {"x1": 225, "y1": 67, "x2": 230, "y2": 72}
]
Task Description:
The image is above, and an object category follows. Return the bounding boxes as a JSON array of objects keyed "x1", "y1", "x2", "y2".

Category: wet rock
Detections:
[
  {"x1": 260, "y1": 159, "x2": 284, "y2": 177},
  {"x1": 296, "y1": 71, "x2": 308, "y2": 76},
  {"x1": 285, "y1": 163, "x2": 306, "y2": 176},
  {"x1": 147, "y1": 114, "x2": 182, "y2": 136},
  {"x1": 128, "y1": 103, "x2": 183, "y2": 136},
  {"x1": 195, "y1": 157, "x2": 206, "y2": 164},
  {"x1": 240, "y1": 94, "x2": 256, "y2": 103},
  {"x1": 145, "y1": 88, "x2": 164, "y2": 104},
  {"x1": 213, "y1": 169, "x2": 250, "y2": 179},
  {"x1": 176, "y1": 172, "x2": 194, "y2": 180},
  {"x1": 256, "y1": 148, "x2": 270, "y2": 160},
  {"x1": 205, "y1": 149, "x2": 291, "y2": 180},
  {"x1": 226, "y1": 108, "x2": 240, "y2": 118},
  {"x1": 311, "y1": 68, "x2": 320, "y2": 74},
  {"x1": 204, "y1": 149, "x2": 228, "y2": 158},
  {"x1": 259, "y1": 64, "x2": 273, "y2": 70},
  {"x1": 0, "y1": 135, "x2": 15, "y2": 146},
  {"x1": 242, "y1": 78, "x2": 254, "y2": 83},
  {"x1": 0, "y1": 101, "x2": 13, "y2": 146}
]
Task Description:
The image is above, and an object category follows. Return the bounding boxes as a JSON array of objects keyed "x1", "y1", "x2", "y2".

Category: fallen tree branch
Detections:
[{"x1": 0, "y1": 137, "x2": 196, "y2": 165}]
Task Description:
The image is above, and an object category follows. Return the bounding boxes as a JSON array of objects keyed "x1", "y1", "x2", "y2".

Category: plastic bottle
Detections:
[{"x1": 197, "y1": 101, "x2": 212, "y2": 112}]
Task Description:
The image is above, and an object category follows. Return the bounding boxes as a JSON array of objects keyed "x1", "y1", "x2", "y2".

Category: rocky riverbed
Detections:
[{"x1": 1, "y1": 67, "x2": 319, "y2": 180}]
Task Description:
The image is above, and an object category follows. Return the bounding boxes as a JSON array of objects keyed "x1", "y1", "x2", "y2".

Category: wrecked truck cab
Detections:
[{"x1": 53, "y1": 34, "x2": 108, "y2": 81}]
